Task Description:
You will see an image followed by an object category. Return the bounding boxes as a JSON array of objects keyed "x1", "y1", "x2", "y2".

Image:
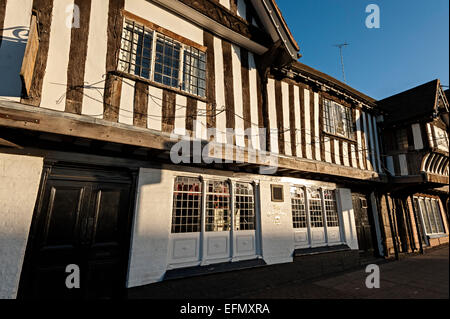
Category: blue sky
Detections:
[{"x1": 276, "y1": 0, "x2": 449, "y2": 100}]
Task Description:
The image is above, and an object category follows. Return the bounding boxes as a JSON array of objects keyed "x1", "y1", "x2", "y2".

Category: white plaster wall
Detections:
[
  {"x1": 336, "y1": 188, "x2": 358, "y2": 250},
  {"x1": 125, "y1": 0, "x2": 203, "y2": 46},
  {"x1": 231, "y1": 44, "x2": 245, "y2": 148},
  {"x1": 259, "y1": 180, "x2": 294, "y2": 265},
  {"x1": 281, "y1": 82, "x2": 291, "y2": 156},
  {"x1": 82, "y1": 0, "x2": 109, "y2": 118},
  {"x1": 0, "y1": 153, "x2": 43, "y2": 299},
  {"x1": 0, "y1": 0, "x2": 33, "y2": 101},
  {"x1": 412, "y1": 123, "x2": 424, "y2": 150},
  {"x1": 40, "y1": 0, "x2": 74, "y2": 111},
  {"x1": 119, "y1": 78, "x2": 135, "y2": 125},
  {"x1": 127, "y1": 168, "x2": 173, "y2": 287},
  {"x1": 303, "y1": 88, "x2": 312, "y2": 159},
  {"x1": 267, "y1": 79, "x2": 278, "y2": 154}
]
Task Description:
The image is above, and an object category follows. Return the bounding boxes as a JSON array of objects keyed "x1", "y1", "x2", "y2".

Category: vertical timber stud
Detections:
[
  {"x1": 241, "y1": 48, "x2": 251, "y2": 149},
  {"x1": 0, "y1": 0, "x2": 6, "y2": 48},
  {"x1": 162, "y1": 90, "x2": 176, "y2": 133},
  {"x1": 274, "y1": 80, "x2": 285, "y2": 155},
  {"x1": 185, "y1": 97, "x2": 198, "y2": 137},
  {"x1": 133, "y1": 81, "x2": 148, "y2": 128},
  {"x1": 21, "y1": 0, "x2": 54, "y2": 106},
  {"x1": 203, "y1": 30, "x2": 216, "y2": 132},
  {"x1": 222, "y1": 40, "x2": 235, "y2": 145},
  {"x1": 103, "y1": 0, "x2": 124, "y2": 122},
  {"x1": 65, "y1": 0, "x2": 91, "y2": 114}
]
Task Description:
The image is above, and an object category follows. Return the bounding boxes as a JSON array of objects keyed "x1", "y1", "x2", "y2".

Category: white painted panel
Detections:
[
  {"x1": 40, "y1": 0, "x2": 74, "y2": 111},
  {"x1": 342, "y1": 142, "x2": 350, "y2": 167},
  {"x1": 386, "y1": 156, "x2": 395, "y2": 176},
  {"x1": 412, "y1": 123, "x2": 424, "y2": 150},
  {"x1": 196, "y1": 101, "x2": 208, "y2": 140},
  {"x1": 125, "y1": 0, "x2": 203, "y2": 45},
  {"x1": 237, "y1": 0, "x2": 246, "y2": 19},
  {"x1": 427, "y1": 123, "x2": 434, "y2": 148},
  {"x1": 336, "y1": 188, "x2": 358, "y2": 250},
  {"x1": 147, "y1": 86, "x2": 163, "y2": 131},
  {"x1": 234, "y1": 234, "x2": 255, "y2": 256},
  {"x1": 231, "y1": 44, "x2": 245, "y2": 148},
  {"x1": 259, "y1": 181, "x2": 294, "y2": 265},
  {"x1": 362, "y1": 112, "x2": 373, "y2": 171},
  {"x1": 324, "y1": 137, "x2": 332, "y2": 163},
  {"x1": 293, "y1": 86, "x2": 302, "y2": 158},
  {"x1": 294, "y1": 230, "x2": 309, "y2": 248},
  {"x1": 214, "y1": 37, "x2": 227, "y2": 144},
  {"x1": 350, "y1": 144, "x2": 358, "y2": 168},
  {"x1": 367, "y1": 114, "x2": 377, "y2": 172},
  {"x1": 311, "y1": 228, "x2": 326, "y2": 246},
  {"x1": 327, "y1": 227, "x2": 341, "y2": 244},
  {"x1": 219, "y1": 0, "x2": 231, "y2": 10},
  {"x1": 0, "y1": 154, "x2": 43, "y2": 299},
  {"x1": 118, "y1": 78, "x2": 135, "y2": 125},
  {"x1": 82, "y1": 0, "x2": 109, "y2": 118},
  {"x1": 248, "y1": 52, "x2": 260, "y2": 150},
  {"x1": 355, "y1": 109, "x2": 365, "y2": 169},
  {"x1": 0, "y1": 0, "x2": 33, "y2": 100},
  {"x1": 282, "y1": 82, "x2": 291, "y2": 156},
  {"x1": 304, "y1": 89, "x2": 312, "y2": 159},
  {"x1": 267, "y1": 79, "x2": 279, "y2": 154},
  {"x1": 206, "y1": 234, "x2": 230, "y2": 259},
  {"x1": 399, "y1": 154, "x2": 408, "y2": 176},
  {"x1": 314, "y1": 93, "x2": 321, "y2": 161},
  {"x1": 334, "y1": 139, "x2": 341, "y2": 165},
  {"x1": 174, "y1": 95, "x2": 187, "y2": 136},
  {"x1": 127, "y1": 168, "x2": 174, "y2": 287}
]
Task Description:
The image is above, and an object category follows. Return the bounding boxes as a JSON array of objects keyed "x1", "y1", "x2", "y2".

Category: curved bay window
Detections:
[
  {"x1": 206, "y1": 181, "x2": 231, "y2": 232},
  {"x1": 171, "y1": 177, "x2": 202, "y2": 233}
]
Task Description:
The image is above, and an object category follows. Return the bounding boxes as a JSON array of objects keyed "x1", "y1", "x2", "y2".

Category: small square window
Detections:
[{"x1": 271, "y1": 185, "x2": 284, "y2": 202}]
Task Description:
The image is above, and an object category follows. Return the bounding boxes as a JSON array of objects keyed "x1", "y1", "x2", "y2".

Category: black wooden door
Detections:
[
  {"x1": 352, "y1": 194, "x2": 375, "y2": 255},
  {"x1": 20, "y1": 166, "x2": 134, "y2": 299}
]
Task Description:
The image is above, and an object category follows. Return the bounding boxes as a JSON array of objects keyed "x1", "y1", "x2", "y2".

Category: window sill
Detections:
[
  {"x1": 322, "y1": 131, "x2": 356, "y2": 144},
  {"x1": 112, "y1": 70, "x2": 209, "y2": 104},
  {"x1": 427, "y1": 233, "x2": 448, "y2": 239}
]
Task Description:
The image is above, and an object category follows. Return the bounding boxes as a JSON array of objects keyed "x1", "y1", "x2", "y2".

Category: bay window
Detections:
[
  {"x1": 119, "y1": 19, "x2": 207, "y2": 98},
  {"x1": 414, "y1": 196, "x2": 446, "y2": 236},
  {"x1": 323, "y1": 99, "x2": 354, "y2": 139}
]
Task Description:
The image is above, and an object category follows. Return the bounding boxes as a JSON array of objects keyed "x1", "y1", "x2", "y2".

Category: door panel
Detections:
[
  {"x1": 352, "y1": 194, "x2": 375, "y2": 255},
  {"x1": 21, "y1": 166, "x2": 134, "y2": 299}
]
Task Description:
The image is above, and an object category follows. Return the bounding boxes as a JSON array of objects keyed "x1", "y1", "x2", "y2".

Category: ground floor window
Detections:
[
  {"x1": 291, "y1": 187, "x2": 340, "y2": 229},
  {"x1": 413, "y1": 196, "x2": 445, "y2": 235},
  {"x1": 171, "y1": 177, "x2": 255, "y2": 233}
]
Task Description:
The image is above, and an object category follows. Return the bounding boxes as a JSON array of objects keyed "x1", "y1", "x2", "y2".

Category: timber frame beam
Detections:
[{"x1": 0, "y1": 100, "x2": 385, "y2": 183}]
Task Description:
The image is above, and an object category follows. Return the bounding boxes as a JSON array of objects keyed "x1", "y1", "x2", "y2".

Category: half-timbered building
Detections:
[
  {"x1": 377, "y1": 80, "x2": 449, "y2": 258},
  {"x1": 0, "y1": 0, "x2": 446, "y2": 299}
]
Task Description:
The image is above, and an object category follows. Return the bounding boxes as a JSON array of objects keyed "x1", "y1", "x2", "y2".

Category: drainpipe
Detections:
[
  {"x1": 385, "y1": 195, "x2": 399, "y2": 260},
  {"x1": 410, "y1": 196, "x2": 424, "y2": 255}
]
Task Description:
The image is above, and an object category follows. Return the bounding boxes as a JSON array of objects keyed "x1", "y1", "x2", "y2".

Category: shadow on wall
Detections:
[{"x1": 0, "y1": 26, "x2": 29, "y2": 98}]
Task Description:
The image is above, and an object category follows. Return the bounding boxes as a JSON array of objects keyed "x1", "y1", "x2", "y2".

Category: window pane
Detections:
[
  {"x1": 324, "y1": 190, "x2": 339, "y2": 227},
  {"x1": 154, "y1": 35, "x2": 181, "y2": 88},
  {"x1": 323, "y1": 99, "x2": 353, "y2": 139},
  {"x1": 308, "y1": 188, "x2": 323, "y2": 228},
  {"x1": 171, "y1": 177, "x2": 202, "y2": 233},
  {"x1": 234, "y1": 183, "x2": 255, "y2": 231},
  {"x1": 291, "y1": 187, "x2": 307, "y2": 229},
  {"x1": 183, "y1": 47, "x2": 207, "y2": 97},
  {"x1": 206, "y1": 181, "x2": 231, "y2": 232},
  {"x1": 431, "y1": 199, "x2": 445, "y2": 233},
  {"x1": 119, "y1": 20, "x2": 153, "y2": 80},
  {"x1": 418, "y1": 198, "x2": 432, "y2": 234}
]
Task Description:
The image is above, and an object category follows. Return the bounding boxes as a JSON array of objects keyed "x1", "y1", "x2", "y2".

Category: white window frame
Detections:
[{"x1": 414, "y1": 196, "x2": 446, "y2": 237}]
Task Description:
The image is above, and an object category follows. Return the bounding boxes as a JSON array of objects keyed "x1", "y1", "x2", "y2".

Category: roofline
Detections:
[{"x1": 289, "y1": 61, "x2": 377, "y2": 107}]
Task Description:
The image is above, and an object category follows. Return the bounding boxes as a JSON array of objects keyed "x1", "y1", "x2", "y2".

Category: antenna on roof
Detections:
[{"x1": 333, "y1": 43, "x2": 349, "y2": 83}]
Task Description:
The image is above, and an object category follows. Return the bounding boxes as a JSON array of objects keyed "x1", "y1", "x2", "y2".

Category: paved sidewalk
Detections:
[
  {"x1": 128, "y1": 246, "x2": 449, "y2": 299},
  {"x1": 240, "y1": 246, "x2": 449, "y2": 299}
]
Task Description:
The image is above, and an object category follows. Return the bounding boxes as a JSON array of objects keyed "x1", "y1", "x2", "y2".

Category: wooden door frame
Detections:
[{"x1": 18, "y1": 160, "x2": 138, "y2": 299}]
